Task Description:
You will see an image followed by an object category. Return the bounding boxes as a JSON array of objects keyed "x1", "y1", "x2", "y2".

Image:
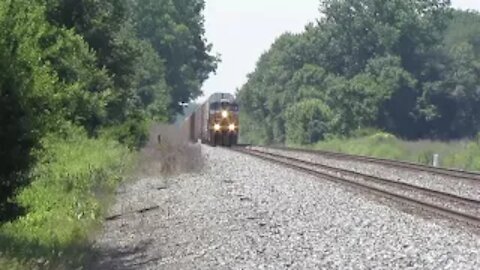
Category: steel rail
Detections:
[
  {"x1": 253, "y1": 149, "x2": 480, "y2": 206},
  {"x1": 233, "y1": 147, "x2": 480, "y2": 227},
  {"x1": 267, "y1": 146, "x2": 480, "y2": 182}
]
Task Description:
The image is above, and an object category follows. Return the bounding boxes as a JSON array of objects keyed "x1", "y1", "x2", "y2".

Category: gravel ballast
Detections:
[
  {"x1": 93, "y1": 146, "x2": 480, "y2": 269},
  {"x1": 256, "y1": 147, "x2": 480, "y2": 202}
]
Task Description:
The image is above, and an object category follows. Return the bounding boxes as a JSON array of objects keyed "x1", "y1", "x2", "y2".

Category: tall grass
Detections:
[
  {"x1": 311, "y1": 132, "x2": 480, "y2": 172},
  {"x1": 0, "y1": 130, "x2": 133, "y2": 269}
]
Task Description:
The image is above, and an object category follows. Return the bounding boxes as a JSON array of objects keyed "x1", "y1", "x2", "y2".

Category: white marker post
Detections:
[{"x1": 433, "y1": 154, "x2": 439, "y2": 167}]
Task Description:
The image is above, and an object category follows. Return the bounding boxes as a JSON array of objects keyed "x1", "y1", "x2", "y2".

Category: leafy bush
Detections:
[
  {"x1": 350, "y1": 128, "x2": 385, "y2": 138},
  {"x1": 285, "y1": 99, "x2": 332, "y2": 145},
  {"x1": 0, "y1": 0, "x2": 63, "y2": 219},
  {"x1": 0, "y1": 128, "x2": 132, "y2": 268},
  {"x1": 100, "y1": 115, "x2": 150, "y2": 149},
  {"x1": 369, "y1": 132, "x2": 397, "y2": 143}
]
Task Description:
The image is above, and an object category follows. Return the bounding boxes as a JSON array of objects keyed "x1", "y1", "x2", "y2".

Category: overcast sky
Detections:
[{"x1": 200, "y1": 0, "x2": 480, "y2": 101}]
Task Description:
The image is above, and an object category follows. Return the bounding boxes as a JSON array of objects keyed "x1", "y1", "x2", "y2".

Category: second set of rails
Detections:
[
  {"x1": 230, "y1": 146, "x2": 480, "y2": 227},
  {"x1": 269, "y1": 146, "x2": 480, "y2": 182}
]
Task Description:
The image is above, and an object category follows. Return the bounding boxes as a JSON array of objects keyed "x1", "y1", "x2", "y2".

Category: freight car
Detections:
[{"x1": 184, "y1": 93, "x2": 239, "y2": 146}]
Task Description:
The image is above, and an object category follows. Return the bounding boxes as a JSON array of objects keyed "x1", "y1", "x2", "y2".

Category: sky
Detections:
[{"x1": 200, "y1": 0, "x2": 480, "y2": 101}]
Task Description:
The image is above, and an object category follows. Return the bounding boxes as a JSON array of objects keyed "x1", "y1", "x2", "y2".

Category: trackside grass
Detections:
[
  {"x1": 310, "y1": 133, "x2": 480, "y2": 172},
  {"x1": 0, "y1": 132, "x2": 133, "y2": 269}
]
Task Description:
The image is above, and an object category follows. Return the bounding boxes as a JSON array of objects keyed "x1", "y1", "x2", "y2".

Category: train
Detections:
[{"x1": 182, "y1": 93, "x2": 239, "y2": 146}]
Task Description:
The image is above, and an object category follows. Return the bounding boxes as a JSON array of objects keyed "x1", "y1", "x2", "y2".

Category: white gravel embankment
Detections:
[
  {"x1": 257, "y1": 147, "x2": 480, "y2": 202},
  {"x1": 93, "y1": 146, "x2": 480, "y2": 270}
]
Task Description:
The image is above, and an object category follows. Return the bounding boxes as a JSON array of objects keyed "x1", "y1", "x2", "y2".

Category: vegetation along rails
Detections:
[
  {"x1": 232, "y1": 146, "x2": 480, "y2": 227},
  {"x1": 268, "y1": 146, "x2": 480, "y2": 182}
]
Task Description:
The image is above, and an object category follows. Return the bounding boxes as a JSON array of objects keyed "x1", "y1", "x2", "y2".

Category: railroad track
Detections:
[
  {"x1": 232, "y1": 146, "x2": 480, "y2": 227},
  {"x1": 267, "y1": 146, "x2": 480, "y2": 182}
]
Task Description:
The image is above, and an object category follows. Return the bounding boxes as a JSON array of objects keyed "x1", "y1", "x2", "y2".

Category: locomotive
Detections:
[{"x1": 184, "y1": 93, "x2": 239, "y2": 146}]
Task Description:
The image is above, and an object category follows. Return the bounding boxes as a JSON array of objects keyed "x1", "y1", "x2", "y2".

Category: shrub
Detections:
[
  {"x1": 100, "y1": 116, "x2": 150, "y2": 150},
  {"x1": 0, "y1": 128, "x2": 132, "y2": 268},
  {"x1": 285, "y1": 99, "x2": 333, "y2": 145},
  {"x1": 368, "y1": 132, "x2": 396, "y2": 143},
  {"x1": 351, "y1": 128, "x2": 385, "y2": 138},
  {"x1": 0, "y1": 0, "x2": 114, "y2": 221},
  {"x1": 0, "y1": 1, "x2": 62, "y2": 218}
]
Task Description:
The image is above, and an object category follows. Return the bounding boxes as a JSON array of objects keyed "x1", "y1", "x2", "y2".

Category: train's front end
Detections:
[{"x1": 208, "y1": 93, "x2": 239, "y2": 146}]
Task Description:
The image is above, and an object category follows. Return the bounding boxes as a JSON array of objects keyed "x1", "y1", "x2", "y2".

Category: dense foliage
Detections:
[
  {"x1": 1, "y1": 0, "x2": 215, "y2": 267},
  {"x1": 0, "y1": 128, "x2": 132, "y2": 269},
  {"x1": 0, "y1": 0, "x2": 215, "y2": 263},
  {"x1": 238, "y1": 0, "x2": 480, "y2": 145}
]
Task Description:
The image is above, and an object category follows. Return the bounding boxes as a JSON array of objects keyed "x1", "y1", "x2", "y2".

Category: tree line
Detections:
[
  {"x1": 238, "y1": 0, "x2": 480, "y2": 145},
  {"x1": 0, "y1": 0, "x2": 216, "y2": 220}
]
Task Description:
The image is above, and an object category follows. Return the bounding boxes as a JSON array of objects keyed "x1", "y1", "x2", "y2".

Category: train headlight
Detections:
[
  {"x1": 214, "y1": 123, "x2": 221, "y2": 131},
  {"x1": 221, "y1": 110, "x2": 228, "y2": 118},
  {"x1": 228, "y1": 124, "x2": 236, "y2": 131}
]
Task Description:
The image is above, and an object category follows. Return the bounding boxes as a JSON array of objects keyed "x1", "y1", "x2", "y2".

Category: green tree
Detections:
[
  {"x1": 420, "y1": 42, "x2": 480, "y2": 138},
  {"x1": 40, "y1": 27, "x2": 114, "y2": 134},
  {"x1": 285, "y1": 99, "x2": 332, "y2": 145},
  {"x1": 238, "y1": 0, "x2": 462, "y2": 143},
  {"x1": 319, "y1": 0, "x2": 451, "y2": 77},
  {"x1": 364, "y1": 56, "x2": 418, "y2": 138},
  {"x1": 130, "y1": 0, "x2": 218, "y2": 115},
  {"x1": 0, "y1": 0, "x2": 77, "y2": 220},
  {"x1": 0, "y1": 0, "x2": 217, "y2": 225},
  {"x1": 238, "y1": 33, "x2": 314, "y2": 144},
  {"x1": 45, "y1": 0, "x2": 161, "y2": 125},
  {"x1": 444, "y1": 10, "x2": 480, "y2": 52}
]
